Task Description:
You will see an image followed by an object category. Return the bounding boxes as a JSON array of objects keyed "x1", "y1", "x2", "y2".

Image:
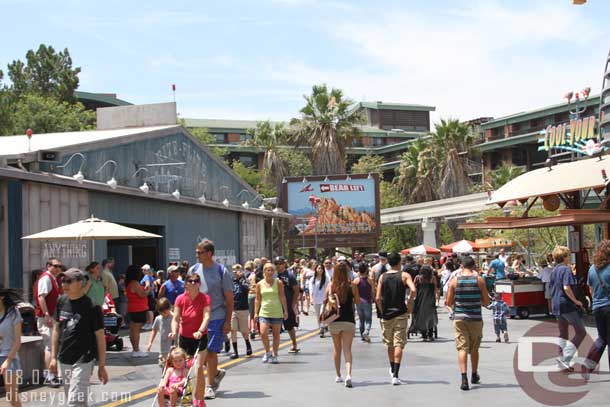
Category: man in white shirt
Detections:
[
  {"x1": 498, "y1": 248, "x2": 509, "y2": 268},
  {"x1": 323, "y1": 257, "x2": 334, "y2": 280}
]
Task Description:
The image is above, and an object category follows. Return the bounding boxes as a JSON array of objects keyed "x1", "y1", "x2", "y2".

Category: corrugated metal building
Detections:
[{"x1": 0, "y1": 103, "x2": 287, "y2": 297}]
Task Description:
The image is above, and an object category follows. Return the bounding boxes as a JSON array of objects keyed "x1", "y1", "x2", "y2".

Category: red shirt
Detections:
[{"x1": 175, "y1": 292, "x2": 210, "y2": 338}]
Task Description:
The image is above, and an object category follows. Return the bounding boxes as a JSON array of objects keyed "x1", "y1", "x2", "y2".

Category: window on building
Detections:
[
  {"x1": 512, "y1": 147, "x2": 527, "y2": 167},
  {"x1": 372, "y1": 137, "x2": 384, "y2": 146},
  {"x1": 212, "y1": 133, "x2": 226, "y2": 143},
  {"x1": 352, "y1": 138, "x2": 362, "y2": 147},
  {"x1": 240, "y1": 134, "x2": 252, "y2": 142},
  {"x1": 238, "y1": 155, "x2": 256, "y2": 168}
]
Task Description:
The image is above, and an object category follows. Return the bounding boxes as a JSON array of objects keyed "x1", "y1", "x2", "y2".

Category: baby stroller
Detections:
[
  {"x1": 102, "y1": 294, "x2": 124, "y2": 351},
  {"x1": 153, "y1": 348, "x2": 199, "y2": 407}
]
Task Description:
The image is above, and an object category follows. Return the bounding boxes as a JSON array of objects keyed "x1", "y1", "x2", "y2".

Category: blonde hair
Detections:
[
  {"x1": 244, "y1": 261, "x2": 255, "y2": 270},
  {"x1": 552, "y1": 246, "x2": 570, "y2": 264},
  {"x1": 169, "y1": 347, "x2": 187, "y2": 365},
  {"x1": 263, "y1": 263, "x2": 275, "y2": 274}
]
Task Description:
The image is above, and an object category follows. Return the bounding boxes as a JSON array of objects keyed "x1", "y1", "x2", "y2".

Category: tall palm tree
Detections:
[
  {"x1": 432, "y1": 119, "x2": 476, "y2": 200},
  {"x1": 430, "y1": 119, "x2": 476, "y2": 240},
  {"x1": 291, "y1": 84, "x2": 363, "y2": 175},
  {"x1": 244, "y1": 120, "x2": 288, "y2": 186},
  {"x1": 397, "y1": 137, "x2": 434, "y2": 198}
]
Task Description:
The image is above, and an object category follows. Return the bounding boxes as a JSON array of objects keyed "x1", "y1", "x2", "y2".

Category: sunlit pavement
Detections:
[{"x1": 18, "y1": 307, "x2": 610, "y2": 407}]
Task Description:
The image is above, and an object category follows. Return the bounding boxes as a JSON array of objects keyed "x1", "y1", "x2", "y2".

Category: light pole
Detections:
[{"x1": 308, "y1": 195, "x2": 321, "y2": 258}]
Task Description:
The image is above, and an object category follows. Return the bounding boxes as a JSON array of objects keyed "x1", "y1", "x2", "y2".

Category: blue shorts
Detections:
[
  {"x1": 259, "y1": 317, "x2": 283, "y2": 325},
  {"x1": 207, "y1": 319, "x2": 226, "y2": 353}
]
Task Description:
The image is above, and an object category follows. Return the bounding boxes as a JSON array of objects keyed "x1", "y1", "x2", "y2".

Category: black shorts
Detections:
[
  {"x1": 283, "y1": 309, "x2": 298, "y2": 331},
  {"x1": 179, "y1": 335, "x2": 208, "y2": 357},
  {"x1": 129, "y1": 311, "x2": 147, "y2": 324},
  {"x1": 148, "y1": 295, "x2": 156, "y2": 311}
]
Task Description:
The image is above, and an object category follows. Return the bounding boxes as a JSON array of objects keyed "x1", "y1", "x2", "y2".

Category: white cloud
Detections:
[{"x1": 261, "y1": 0, "x2": 608, "y2": 123}]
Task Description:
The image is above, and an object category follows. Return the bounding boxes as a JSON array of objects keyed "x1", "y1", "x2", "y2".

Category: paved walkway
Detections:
[{"x1": 17, "y1": 307, "x2": 610, "y2": 407}]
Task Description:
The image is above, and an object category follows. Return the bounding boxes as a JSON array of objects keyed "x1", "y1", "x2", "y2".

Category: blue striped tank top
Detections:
[{"x1": 454, "y1": 275, "x2": 482, "y2": 320}]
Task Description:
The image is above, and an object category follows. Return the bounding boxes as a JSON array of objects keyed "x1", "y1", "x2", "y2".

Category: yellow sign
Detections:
[{"x1": 542, "y1": 115, "x2": 596, "y2": 151}]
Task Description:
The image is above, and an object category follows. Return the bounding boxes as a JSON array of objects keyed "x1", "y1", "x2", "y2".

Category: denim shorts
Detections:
[
  {"x1": 207, "y1": 319, "x2": 226, "y2": 353},
  {"x1": 259, "y1": 317, "x2": 283, "y2": 325},
  {"x1": 557, "y1": 310, "x2": 585, "y2": 328},
  {"x1": 0, "y1": 356, "x2": 21, "y2": 372}
]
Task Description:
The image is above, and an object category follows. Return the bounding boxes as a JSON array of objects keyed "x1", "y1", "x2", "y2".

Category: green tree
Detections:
[
  {"x1": 8, "y1": 93, "x2": 94, "y2": 135},
  {"x1": 433, "y1": 119, "x2": 476, "y2": 200},
  {"x1": 245, "y1": 120, "x2": 289, "y2": 186},
  {"x1": 0, "y1": 70, "x2": 13, "y2": 136},
  {"x1": 351, "y1": 154, "x2": 384, "y2": 175},
  {"x1": 291, "y1": 84, "x2": 363, "y2": 175},
  {"x1": 7, "y1": 44, "x2": 80, "y2": 102},
  {"x1": 490, "y1": 164, "x2": 524, "y2": 189},
  {"x1": 380, "y1": 180, "x2": 404, "y2": 209},
  {"x1": 231, "y1": 160, "x2": 275, "y2": 198},
  {"x1": 278, "y1": 149, "x2": 312, "y2": 178},
  {"x1": 397, "y1": 137, "x2": 434, "y2": 199},
  {"x1": 379, "y1": 225, "x2": 418, "y2": 252},
  {"x1": 185, "y1": 123, "x2": 229, "y2": 158}
]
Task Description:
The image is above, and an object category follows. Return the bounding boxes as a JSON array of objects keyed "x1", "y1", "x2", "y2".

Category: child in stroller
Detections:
[
  {"x1": 102, "y1": 293, "x2": 124, "y2": 351},
  {"x1": 156, "y1": 347, "x2": 198, "y2": 407}
]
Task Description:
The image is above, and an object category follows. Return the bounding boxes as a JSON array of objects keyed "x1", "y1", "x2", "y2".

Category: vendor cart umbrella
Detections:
[
  {"x1": 22, "y1": 216, "x2": 162, "y2": 260},
  {"x1": 440, "y1": 239, "x2": 479, "y2": 254},
  {"x1": 400, "y1": 245, "x2": 441, "y2": 256}
]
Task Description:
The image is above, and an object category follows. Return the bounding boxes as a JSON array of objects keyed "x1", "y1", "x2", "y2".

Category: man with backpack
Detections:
[{"x1": 189, "y1": 240, "x2": 234, "y2": 400}]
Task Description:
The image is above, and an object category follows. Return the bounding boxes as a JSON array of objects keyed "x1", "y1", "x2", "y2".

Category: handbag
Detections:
[
  {"x1": 594, "y1": 267, "x2": 610, "y2": 301},
  {"x1": 319, "y1": 285, "x2": 341, "y2": 325}
]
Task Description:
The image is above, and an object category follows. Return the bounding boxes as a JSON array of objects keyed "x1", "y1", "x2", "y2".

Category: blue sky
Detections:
[{"x1": 1, "y1": 0, "x2": 609, "y2": 123}]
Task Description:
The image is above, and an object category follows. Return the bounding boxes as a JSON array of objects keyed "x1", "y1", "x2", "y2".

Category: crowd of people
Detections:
[{"x1": 4, "y1": 240, "x2": 610, "y2": 406}]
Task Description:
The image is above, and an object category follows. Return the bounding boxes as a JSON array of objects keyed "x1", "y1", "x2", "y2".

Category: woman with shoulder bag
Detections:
[
  {"x1": 326, "y1": 263, "x2": 360, "y2": 388},
  {"x1": 583, "y1": 240, "x2": 610, "y2": 377}
]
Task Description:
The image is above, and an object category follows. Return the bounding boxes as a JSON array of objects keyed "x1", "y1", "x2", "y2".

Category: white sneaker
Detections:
[
  {"x1": 335, "y1": 376, "x2": 343, "y2": 383},
  {"x1": 271, "y1": 356, "x2": 279, "y2": 364},
  {"x1": 392, "y1": 377, "x2": 403, "y2": 386},
  {"x1": 345, "y1": 376, "x2": 352, "y2": 388},
  {"x1": 262, "y1": 352, "x2": 270, "y2": 363}
]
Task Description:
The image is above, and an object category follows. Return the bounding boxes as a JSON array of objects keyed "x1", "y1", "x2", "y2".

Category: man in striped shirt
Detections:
[{"x1": 446, "y1": 256, "x2": 490, "y2": 391}]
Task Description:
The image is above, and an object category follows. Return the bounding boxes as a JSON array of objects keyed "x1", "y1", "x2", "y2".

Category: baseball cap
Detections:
[
  {"x1": 337, "y1": 255, "x2": 347, "y2": 262},
  {"x1": 378, "y1": 251, "x2": 388, "y2": 259},
  {"x1": 273, "y1": 256, "x2": 286, "y2": 265},
  {"x1": 142, "y1": 264, "x2": 151, "y2": 270},
  {"x1": 167, "y1": 265, "x2": 179, "y2": 273},
  {"x1": 60, "y1": 268, "x2": 84, "y2": 281}
]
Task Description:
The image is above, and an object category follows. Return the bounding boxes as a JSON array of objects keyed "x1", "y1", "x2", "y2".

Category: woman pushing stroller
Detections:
[{"x1": 169, "y1": 273, "x2": 211, "y2": 407}]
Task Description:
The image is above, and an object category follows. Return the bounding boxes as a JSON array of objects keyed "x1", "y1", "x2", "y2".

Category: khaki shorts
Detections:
[
  {"x1": 328, "y1": 321, "x2": 356, "y2": 335},
  {"x1": 380, "y1": 314, "x2": 409, "y2": 349},
  {"x1": 36, "y1": 317, "x2": 54, "y2": 351},
  {"x1": 231, "y1": 310, "x2": 249, "y2": 332},
  {"x1": 454, "y1": 319, "x2": 484, "y2": 353}
]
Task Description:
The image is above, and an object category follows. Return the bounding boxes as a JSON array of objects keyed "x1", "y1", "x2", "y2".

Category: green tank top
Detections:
[{"x1": 258, "y1": 279, "x2": 283, "y2": 318}]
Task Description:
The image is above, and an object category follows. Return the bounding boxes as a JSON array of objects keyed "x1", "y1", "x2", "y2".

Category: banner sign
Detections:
[
  {"x1": 538, "y1": 112, "x2": 605, "y2": 155},
  {"x1": 282, "y1": 174, "x2": 380, "y2": 248}
]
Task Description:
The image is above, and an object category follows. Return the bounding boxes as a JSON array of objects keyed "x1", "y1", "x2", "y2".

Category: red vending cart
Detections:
[{"x1": 495, "y1": 278, "x2": 547, "y2": 319}]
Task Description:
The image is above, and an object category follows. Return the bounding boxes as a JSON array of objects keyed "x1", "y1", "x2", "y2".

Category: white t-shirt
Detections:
[
  {"x1": 325, "y1": 268, "x2": 334, "y2": 280},
  {"x1": 499, "y1": 254, "x2": 509, "y2": 266},
  {"x1": 37, "y1": 274, "x2": 54, "y2": 296}
]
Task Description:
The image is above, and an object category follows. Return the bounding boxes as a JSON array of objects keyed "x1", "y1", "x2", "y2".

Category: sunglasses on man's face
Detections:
[
  {"x1": 62, "y1": 278, "x2": 79, "y2": 284},
  {"x1": 186, "y1": 279, "x2": 201, "y2": 284}
]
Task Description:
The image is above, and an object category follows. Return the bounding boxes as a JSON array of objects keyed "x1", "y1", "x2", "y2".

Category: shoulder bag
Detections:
[{"x1": 319, "y1": 284, "x2": 341, "y2": 325}]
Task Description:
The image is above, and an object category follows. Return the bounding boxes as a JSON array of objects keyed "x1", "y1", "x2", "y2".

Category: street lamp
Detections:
[
  {"x1": 57, "y1": 153, "x2": 86, "y2": 184},
  {"x1": 132, "y1": 168, "x2": 150, "y2": 194},
  {"x1": 220, "y1": 186, "x2": 230, "y2": 207},
  {"x1": 95, "y1": 160, "x2": 118, "y2": 189}
]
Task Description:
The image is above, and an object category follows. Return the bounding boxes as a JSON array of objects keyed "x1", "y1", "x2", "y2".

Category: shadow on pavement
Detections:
[{"x1": 218, "y1": 390, "x2": 270, "y2": 399}]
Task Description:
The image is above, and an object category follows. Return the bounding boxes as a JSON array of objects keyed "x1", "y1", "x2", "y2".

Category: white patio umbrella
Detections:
[
  {"x1": 452, "y1": 240, "x2": 474, "y2": 254},
  {"x1": 22, "y1": 216, "x2": 162, "y2": 259}
]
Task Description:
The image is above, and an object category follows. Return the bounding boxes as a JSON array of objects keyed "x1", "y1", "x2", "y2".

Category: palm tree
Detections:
[
  {"x1": 291, "y1": 84, "x2": 363, "y2": 175},
  {"x1": 490, "y1": 164, "x2": 524, "y2": 189},
  {"x1": 432, "y1": 119, "x2": 476, "y2": 200},
  {"x1": 397, "y1": 137, "x2": 433, "y2": 198},
  {"x1": 244, "y1": 120, "x2": 288, "y2": 186},
  {"x1": 431, "y1": 119, "x2": 476, "y2": 240}
]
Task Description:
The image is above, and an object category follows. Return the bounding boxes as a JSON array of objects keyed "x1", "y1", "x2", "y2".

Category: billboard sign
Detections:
[{"x1": 281, "y1": 174, "x2": 380, "y2": 248}]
